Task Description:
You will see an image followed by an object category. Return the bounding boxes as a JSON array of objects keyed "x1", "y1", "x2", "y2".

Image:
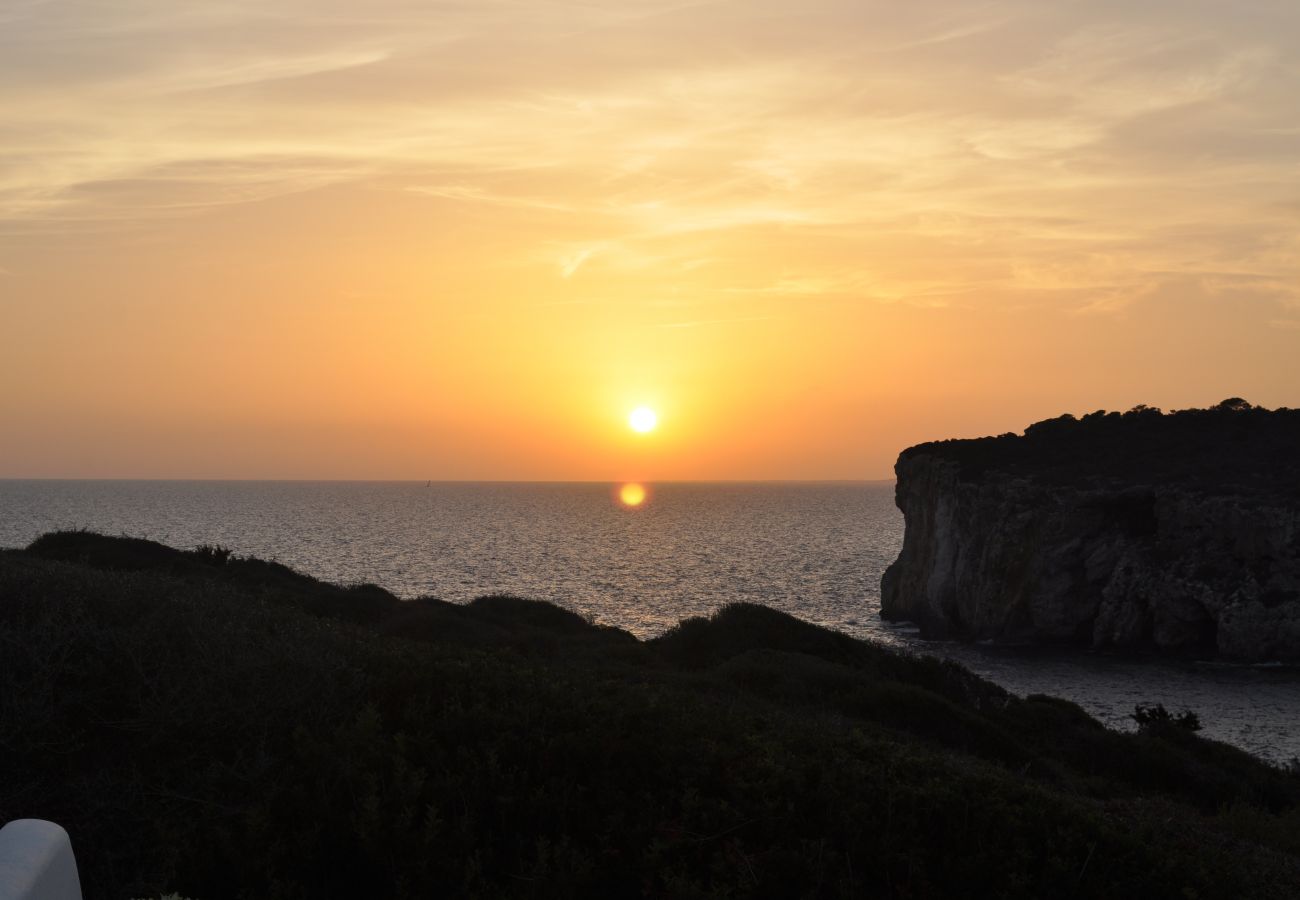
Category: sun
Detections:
[{"x1": 628, "y1": 406, "x2": 658, "y2": 433}]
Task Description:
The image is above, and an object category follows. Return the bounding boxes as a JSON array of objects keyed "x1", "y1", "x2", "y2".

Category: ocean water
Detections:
[{"x1": 2, "y1": 479, "x2": 1297, "y2": 763}]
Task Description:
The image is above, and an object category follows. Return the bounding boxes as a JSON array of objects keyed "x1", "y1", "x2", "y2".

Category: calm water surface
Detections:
[{"x1": 2, "y1": 479, "x2": 1296, "y2": 762}]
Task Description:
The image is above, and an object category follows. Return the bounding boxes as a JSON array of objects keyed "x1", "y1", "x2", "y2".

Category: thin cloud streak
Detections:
[
  {"x1": 657, "y1": 315, "x2": 775, "y2": 329},
  {"x1": 0, "y1": 4, "x2": 1294, "y2": 313}
]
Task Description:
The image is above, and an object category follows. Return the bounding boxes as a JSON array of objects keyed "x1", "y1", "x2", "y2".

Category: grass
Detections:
[{"x1": 2, "y1": 531, "x2": 1298, "y2": 898}]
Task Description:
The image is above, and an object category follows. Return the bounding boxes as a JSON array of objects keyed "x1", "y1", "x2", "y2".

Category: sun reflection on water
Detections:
[{"x1": 618, "y1": 482, "x2": 648, "y2": 507}]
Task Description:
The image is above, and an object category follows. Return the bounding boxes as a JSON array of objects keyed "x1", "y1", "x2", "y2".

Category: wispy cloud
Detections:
[
  {"x1": 657, "y1": 315, "x2": 774, "y2": 329},
  {"x1": 0, "y1": 0, "x2": 1297, "y2": 321},
  {"x1": 558, "y1": 247, "x2": 596, "y2": 278}
]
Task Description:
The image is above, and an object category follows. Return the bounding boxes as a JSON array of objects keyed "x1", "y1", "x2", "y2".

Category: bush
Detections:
[
  {"x1": 1132, "y1": 703, "x2": 1202, "y2": 732},
  {"x1": 194, "y1": 544, "x2": 233, "y2": 565}
]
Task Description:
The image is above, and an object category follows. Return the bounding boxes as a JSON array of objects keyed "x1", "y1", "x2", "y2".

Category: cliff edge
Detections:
[{"x1": 880, "y1": 400, "x2": 1300, "y2": 661}]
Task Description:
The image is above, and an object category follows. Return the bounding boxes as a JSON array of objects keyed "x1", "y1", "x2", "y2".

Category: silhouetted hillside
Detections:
[{"x1": 4, "y1": 532, "x2": 1299, "y2": 898}]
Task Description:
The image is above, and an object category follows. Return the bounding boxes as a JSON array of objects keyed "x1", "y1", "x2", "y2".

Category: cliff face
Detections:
[{"x1": 880, "y1": 404, "x2": 1300, "y2": 661}]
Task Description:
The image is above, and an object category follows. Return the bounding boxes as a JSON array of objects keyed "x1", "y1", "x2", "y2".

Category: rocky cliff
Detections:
[{"x1": 880, "y1": 401, "x2": 1300, "y2": 661}]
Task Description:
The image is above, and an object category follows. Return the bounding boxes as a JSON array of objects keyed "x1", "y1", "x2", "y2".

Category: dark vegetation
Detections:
[
  {"x1": 1131, "y1": 704, "x2": 1202, "y2": 733},
  {"x1": 3, "y1": 531, "x2": 1299, "y2": 898},
  {"x1": 901, "y1": 399, "x2": 1300, "y2": 497}
]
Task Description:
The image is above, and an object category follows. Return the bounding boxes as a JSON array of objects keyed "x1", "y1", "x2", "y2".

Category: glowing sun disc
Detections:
[
  {"x1": 628, "y1": 406, "x2": 658, "y2": 433},
  {"x1": 619, "y1": 483, "x2": 647, "y2": 507}
]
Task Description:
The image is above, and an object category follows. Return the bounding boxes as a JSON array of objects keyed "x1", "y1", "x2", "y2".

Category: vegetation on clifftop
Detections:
[
  {"x1": 900, "y1": 400, "x2": 1300, "y2": 496},
  {"x1": 2, "y1": 531, "x2": 1299, "y2": 898}
]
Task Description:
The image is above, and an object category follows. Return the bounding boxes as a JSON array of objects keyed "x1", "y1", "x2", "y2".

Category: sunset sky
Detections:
[{"x1": 2, "y1": 0, "x2": 1298, "y2": 480}]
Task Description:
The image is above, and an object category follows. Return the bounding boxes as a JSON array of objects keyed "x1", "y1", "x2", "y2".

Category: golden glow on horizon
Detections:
[
  {"x1": 618, "y1": 483, "x2": 648, "y2": 507},
  {"x1": 0, "y1": 1, "x2": 1298, "y2": 480},
  {"x1": 628, "y1": 406, "x2": 659, "y2": 434}
]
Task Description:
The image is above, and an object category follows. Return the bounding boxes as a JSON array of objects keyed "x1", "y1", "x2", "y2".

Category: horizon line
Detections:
[{"x1": 0, "y1": 476, "x2": 895, "y2": 485}]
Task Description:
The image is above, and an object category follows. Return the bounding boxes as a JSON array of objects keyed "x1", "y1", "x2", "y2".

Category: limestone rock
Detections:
[{"x1": 880, "y1": 403, "x2": 1300, "y2": 661}]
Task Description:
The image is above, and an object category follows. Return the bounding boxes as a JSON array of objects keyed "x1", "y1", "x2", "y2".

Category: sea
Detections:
[{"x1": 2, "y1": 479, "x2": 1297, "y2": 763}]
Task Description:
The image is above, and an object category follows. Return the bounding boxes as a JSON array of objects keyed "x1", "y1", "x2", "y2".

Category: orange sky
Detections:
[{"x1": 2, "y1": 1, "x2": 1298, "y2": 480}]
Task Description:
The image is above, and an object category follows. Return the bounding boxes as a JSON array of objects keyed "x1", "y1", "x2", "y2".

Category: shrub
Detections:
[
  {"x1": 194, "y1": 544, "x2": 233, "y2": 565},
  {"x1": 1132, "y1": 703, "x2": 1202, "y2": 732}
]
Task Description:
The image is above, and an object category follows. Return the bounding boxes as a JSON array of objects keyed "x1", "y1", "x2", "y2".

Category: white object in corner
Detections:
[{"x1": 0, "y1": 820, "x2": 84, "y2": 900}]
